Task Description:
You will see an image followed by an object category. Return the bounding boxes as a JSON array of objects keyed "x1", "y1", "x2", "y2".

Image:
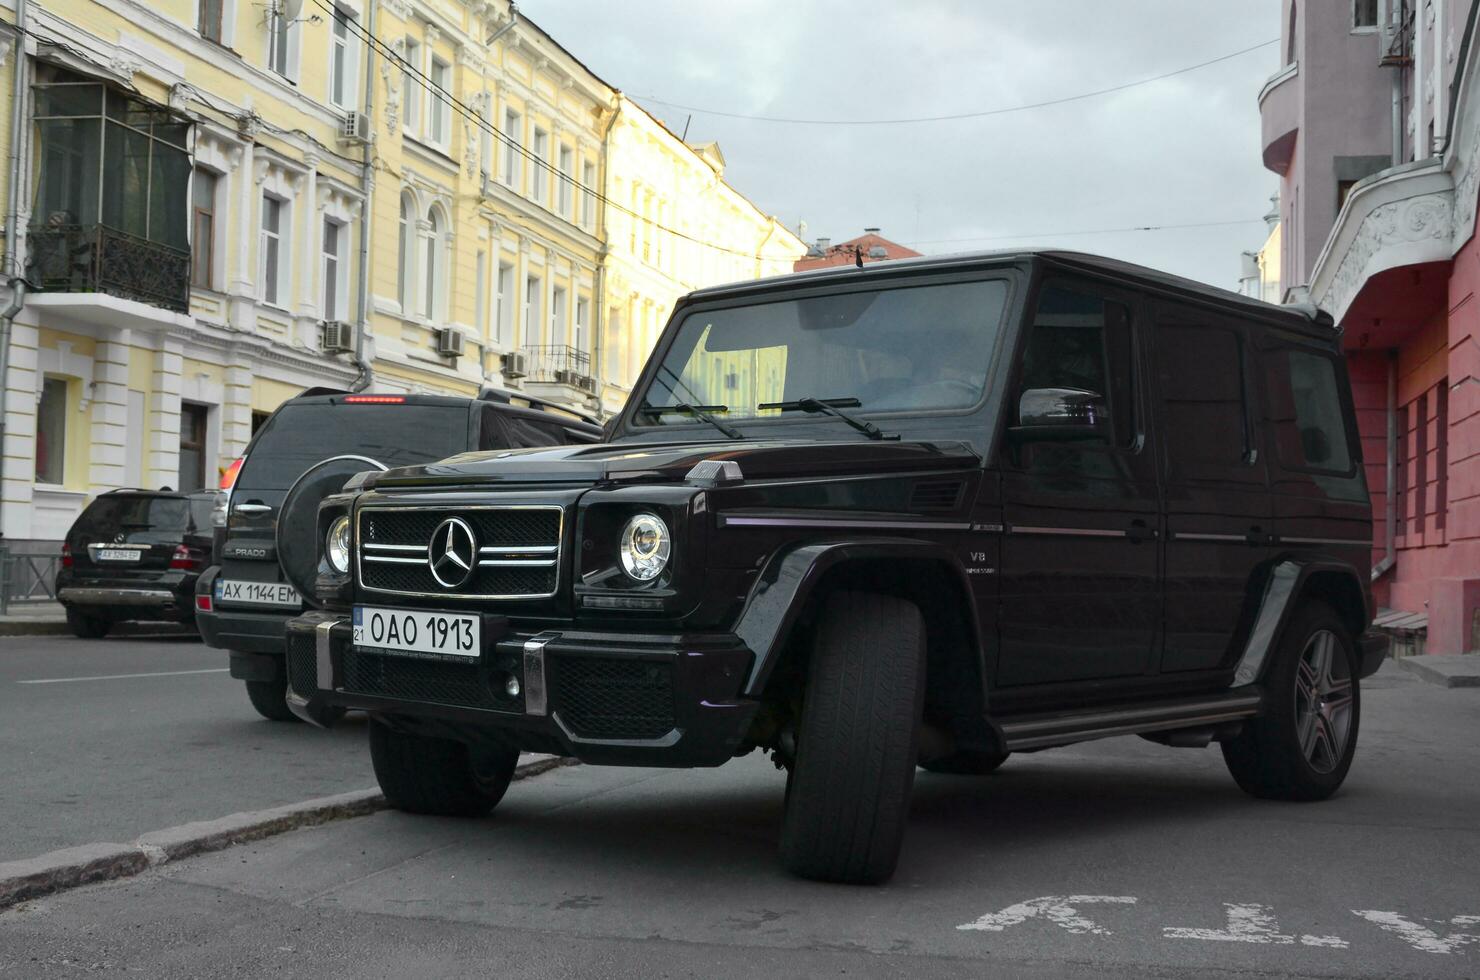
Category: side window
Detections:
[
  {"x1": 1266, "y1": 348, "x2": 1354, "y2": 474},
  {"x1": 1155, "y1": 318, "x2": 1257, "y2": 483},
  {"x1": 1018, "y1": 285, "x2": 1137, "y2": 448}
]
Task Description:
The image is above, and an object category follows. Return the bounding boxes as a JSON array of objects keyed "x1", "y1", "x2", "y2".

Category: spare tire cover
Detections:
[{"x1": 276, "y1": 455, "x2": 386, "y2": 606}]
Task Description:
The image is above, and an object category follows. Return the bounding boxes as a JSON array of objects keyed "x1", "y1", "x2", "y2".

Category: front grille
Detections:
[
  {"x1": 551, "y1": 656, "x2": 676, "y2": 740},
  {"x1": 286, "y1": 631, "x2": 317, "y2": 697},
  {"x1": 341, "y1": 650, "x2": 523, "y2": 713},
  {"x1": 357, "y1": 506, "x2": 562, "y2": 599}
]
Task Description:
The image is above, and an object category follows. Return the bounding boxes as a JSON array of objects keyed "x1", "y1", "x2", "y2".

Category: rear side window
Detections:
[
  {"x1": 1266, "y1": 349, "x2": 1354, "y2": 474},
  {"x1": 237, "y1": 403, "x2": 470, "y2": 489},
  {"x1": 1155, "y1": 319, "x2": 1258, "y2": 483},
  {"x1": 74, "y1": 495, "x2": 188, "y2": 536}
]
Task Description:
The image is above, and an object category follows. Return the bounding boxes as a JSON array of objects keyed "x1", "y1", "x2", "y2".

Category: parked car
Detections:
[
  {"x1": 283, "y1": 250, "x2": 1385, "y2": 884},
  {"x1": 56, "y1": 488, "x2": 218, "y2": 638},
  {"x1": 196, "y1": 387, "x2": 601, "y2": 722}
]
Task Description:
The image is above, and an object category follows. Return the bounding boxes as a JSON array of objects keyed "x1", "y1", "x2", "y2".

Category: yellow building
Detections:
[{"x1": 0, "y1": 0, "x2": 802, "y2": 548}]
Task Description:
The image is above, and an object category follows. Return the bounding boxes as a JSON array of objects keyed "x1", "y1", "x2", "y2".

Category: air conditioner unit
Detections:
[
  {"x1": 554, "y1": 368, "x2": 579, "y2": 387},
  {"x1": 340, "y1": 111, "x2": 372, "y2": 145},
  {"x1": 435, "y1": 327, "x2": 466, "y2": 358},
  {"x1": 501, "y1": 351, "x2": 528, "y2": 379},
  {"x1": 576, "y1": 374, "x2": 597, "y2": 395},
  {"x1": 320, "y1": 320, "x2": 354, "y2": 353}
]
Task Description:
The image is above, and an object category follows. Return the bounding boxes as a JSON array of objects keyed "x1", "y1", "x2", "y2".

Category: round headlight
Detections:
[
  {"x1": 326, "y1": 515, "x2": 351, "y2": 574},
  {"x1": 619, "y1": 513, "x2": 671, "y2": 581}
]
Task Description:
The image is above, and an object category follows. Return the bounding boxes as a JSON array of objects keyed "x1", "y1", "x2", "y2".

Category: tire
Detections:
[
  {"x1": 1222, "y1": 601, "x2": 1360, "y2": 801},
  {"x1": 66, "y1": 607, "x2": 111, "y2": 639},
  {"x1": 244, "y1": 674, "x2": 301, "y2": 723},
  {"x1": 780, "y1": 590, "x2": 926, "y2": 885},
  {"x1": 369, "y1": 719, "x2": 519, "y2": 817},
  {"x1": 920, "y1": 749, "x2": 1009, "y2": 775}
]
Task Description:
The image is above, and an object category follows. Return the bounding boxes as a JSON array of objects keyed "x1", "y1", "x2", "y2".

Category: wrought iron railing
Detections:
[
  {"x1": 0, "y1": 544, "x2": 60, "y2": 615},
  {"x1": 26, "y1": 223, "x2": 192, "y2": 313},
  {"x1": 522, "y1": 344, "x2": 595, "y2": 392}
]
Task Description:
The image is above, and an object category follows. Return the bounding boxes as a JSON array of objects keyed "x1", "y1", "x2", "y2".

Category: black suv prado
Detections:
[
  {"x1": 285, "y1": 250, "x2": 1385, "y2": 884},
  {"x1": 197, "y1": 388, "x2": 600, "y2": 722},
  {"x1": 56, "y1": 488, "x2": 217, "y2": 638}
]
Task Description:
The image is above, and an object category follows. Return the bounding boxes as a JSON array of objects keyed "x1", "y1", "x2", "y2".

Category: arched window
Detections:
[
  {"x1": 1287, "y1": 1, "x2": 1298, "y2": 65},
  {"x1": 397, "y1": 192, "x2": 414, "y2": 312},
  {"x1": 424, "y1": 205, "x2": 447, "y2": 321}
]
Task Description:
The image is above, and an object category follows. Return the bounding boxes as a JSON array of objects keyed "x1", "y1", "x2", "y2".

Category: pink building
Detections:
[{"x1": 1264, "y1": 0, "x2": 1480, "y2": 653}]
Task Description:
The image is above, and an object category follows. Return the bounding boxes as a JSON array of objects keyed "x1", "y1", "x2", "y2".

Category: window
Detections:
[
  {"x1": 329, "y1": 6, "x2": 357, "y2": 108},
  {"x1": 397, "y1": 192, "x2": 414, "y2": 312},
  {"x1": 322, "y1": 218, "x2": 344, "y2": 322},
  {"x1": 1287, "y1": 1, "x2": 1298, "y2": 65},
  {"x1": 191, "y1": 168, "x2": 217, "y2": 289},
  {"x1": 260, "y1": 194, "x2": 286, "y2": 306},
  {"x1": 1019, "y1": 285, "x2": 1137, "y2": 448},
  {"x1": 581, "y1": 161, "x2": 597, "y2": 228},
  {"x1": 268, "y1": 0, "x2": 299, "y2": 80},
  {"x1": 575, "y1": 296, "x2": 589, "y2": 353},
  {"x1": 179, "y1": 403, "x2": 209, "y2": 493},
  {"x1": 1353, "y1": 0, "x2": 1378, "y2": 29},
  {"x1": 401, "y1": 37, "x2": 421, "y2": 135},
  {"x1": 503, "y1": 109, "x2": 522, "y2": 187},
  {"x1": 35, "y1": 377, "x2": 67, "y2": 485},
  {"x1": 475, "y1": 249, "x2": 488, "y2": 338},
  {"x1": 1268, "y1": 349, "x2": 1354, "y2": 473},
  {"x1": 1155, "y1": 319, "x2": 1254, "y2": 481},
  {"x1": 531, "y1": 128, "x2": 548, "y2": 204},
  {"x1": 424, "y1": 207, "x2": 444, "y2": 321},
  {"x1": 557, "y1": 145, "x2": 574, "y2": 218},
  {"x1": 496, "y1": 260, "x2": 514, "y2": 346},
  {"x1": 429, "y1": 56, "x2": 451, "y2": 146},
  {"x1": 524, "y1": 274, "x2": 541, "y2": 345},
  {"x1": 551, "y1": 285, "x2": 568, "y2": 345},
  {"x1": 199, "y1": 0, "x2": 225, "y2": 43}
]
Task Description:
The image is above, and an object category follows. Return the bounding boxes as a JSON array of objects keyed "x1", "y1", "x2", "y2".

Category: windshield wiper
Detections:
[
  {"x1": 638, "y1": 402, "x2": 744, "y2": 440},
  {"x1": 758, "y1": 396, "x2": 898, "y2": 441}
]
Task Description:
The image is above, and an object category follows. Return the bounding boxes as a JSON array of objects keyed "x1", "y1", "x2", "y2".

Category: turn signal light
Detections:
[
  {"x1": 61, "y1": 543, "x2": 73, "y2": 569},
  {"x1": 219, "y1": 457, "x2": 244, "y2": 490},
  {"x1": 170, "y1": 545, "x2": 202, "y2": 571}
]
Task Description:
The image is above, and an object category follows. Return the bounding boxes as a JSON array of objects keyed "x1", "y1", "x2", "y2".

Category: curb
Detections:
[
  {"x1": 0, "y1": 754, "x2": 577, "y2": 911},
  {"x1": 1398, "y1": 654, "x2": 1480, "y2": 688},
  {"x1": 0, "y1": 621, "x2": 197, "y2": 638},
  {"x1": 0, "y1": 621, "x2": 72, "y2": 637}
]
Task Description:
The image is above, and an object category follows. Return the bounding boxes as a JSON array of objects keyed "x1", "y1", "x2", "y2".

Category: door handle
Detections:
[
  {"x1": 1126, "y1": 520, "x2": 1156, "y2": 543},
  {"x1": 233, "y1": 503, "x2": 271, "y2": 515}
]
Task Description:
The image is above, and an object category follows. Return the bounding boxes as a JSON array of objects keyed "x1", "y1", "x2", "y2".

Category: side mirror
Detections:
[{"x1": 1008, "y1": 387, "x2": 1110, "y2": 444}]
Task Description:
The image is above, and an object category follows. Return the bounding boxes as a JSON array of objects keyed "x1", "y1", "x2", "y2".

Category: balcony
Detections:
[
  {"x1": 1259, "y1": 62, "x2": 1300, "y2": 175},
  {"x1": 522, "y1": 344, "x2": 596, "y2": 397},
  {"x1": 27, "y1": 223, "x2": 191, "y2": 313}
]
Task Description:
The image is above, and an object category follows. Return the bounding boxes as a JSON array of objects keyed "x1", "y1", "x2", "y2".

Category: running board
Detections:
[{"x1": 997, "y1": 689, "x2": 1263, "y2": 752}]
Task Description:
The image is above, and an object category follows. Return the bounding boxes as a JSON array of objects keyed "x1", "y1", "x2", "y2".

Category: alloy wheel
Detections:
[{"x1": 1294, "y1": 629, "x2": 1354, "y2": 774}]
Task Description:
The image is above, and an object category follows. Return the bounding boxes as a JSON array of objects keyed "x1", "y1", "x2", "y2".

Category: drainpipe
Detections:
[
  {"x1": 349, "y1": 0, "x2": 377, "y2": 391},
  {"x1": 592, "y1": 95, "x2": 621, "y2": 413},
  {"x1": 1373, "y1": 349, "x2": 1398, "y2": 581},
  {"x1": 0, "y1": 0, "x2": 31, "y2": 539}
]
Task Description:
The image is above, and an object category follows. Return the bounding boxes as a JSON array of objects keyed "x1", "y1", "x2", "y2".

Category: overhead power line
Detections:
[
  {"x1": 903, "y1": 218, "x2": 1267, "y2": 247},
  {"x1": 632, "y1": 38, "x2": 1278, "y2": 126}
]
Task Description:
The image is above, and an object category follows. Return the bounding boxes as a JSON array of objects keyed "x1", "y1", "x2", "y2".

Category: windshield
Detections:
[{"x1": 635, "y1": 278, "x2": 1010, "y2": 428}]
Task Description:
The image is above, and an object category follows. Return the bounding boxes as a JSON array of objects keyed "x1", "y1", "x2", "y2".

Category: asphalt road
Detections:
[
  {"x1": 1, "y1": 660, "x2": 1477, "y2": 978},
  {"x1": 0, "y1": 631, "x2": 375, "y2": 862}
]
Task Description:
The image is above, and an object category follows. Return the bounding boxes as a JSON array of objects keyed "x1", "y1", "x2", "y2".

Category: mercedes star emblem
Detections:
[{"x1": 427, "y1": 517, "x2": 477, "y2": 589}]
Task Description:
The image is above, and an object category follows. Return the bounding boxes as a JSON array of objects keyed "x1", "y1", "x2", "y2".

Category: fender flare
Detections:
[
  {"x1": 1231, "y1": 557, "x2": 1369, "y2": 687},
  {"x1": 733, "y1": 537, "x2": 984, "y2": 698}
]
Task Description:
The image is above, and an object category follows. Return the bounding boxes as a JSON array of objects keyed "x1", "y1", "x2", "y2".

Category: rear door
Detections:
[{"x1": 68, "y1": 495, "x2": 189, "y2": 580}]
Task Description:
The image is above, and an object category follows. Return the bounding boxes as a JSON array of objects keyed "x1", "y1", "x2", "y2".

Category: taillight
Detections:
[
  {"x1": 195, "y1": 594, "x2": 213, "y2": 612},
  {"x1": 343, "y1": 395, "x2": 405, "y2": 404},
  {"x1": 170, "y1": 545, "x2": 202, "y2": 571},
  {"x1": 220, "y1": 457, "x2": 244, "y2": 490},
  {"x1": 61, "y1": 543, "x2": 73, "y2": 568}
]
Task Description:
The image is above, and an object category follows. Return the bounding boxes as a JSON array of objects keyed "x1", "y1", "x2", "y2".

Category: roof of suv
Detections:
[
  {"x1": 684, "y1": 248, "x2": 1333, "y2": 337},
  {"x1": 279, "y1": 388, "x2": 602, "y2": 435}
]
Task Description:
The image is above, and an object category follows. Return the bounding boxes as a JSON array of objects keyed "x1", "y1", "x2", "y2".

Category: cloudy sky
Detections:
[{"x1": 518, "y1": 0, "x2": 1283, "y2": 289}]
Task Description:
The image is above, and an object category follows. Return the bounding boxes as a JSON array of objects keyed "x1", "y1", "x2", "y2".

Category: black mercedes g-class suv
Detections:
[
  {"x1": 197, "y1": 387, "x2": 600, "y2": 722},
  {"x1": 285, "y1": 250, "x2": 1384, "y2": 885}
]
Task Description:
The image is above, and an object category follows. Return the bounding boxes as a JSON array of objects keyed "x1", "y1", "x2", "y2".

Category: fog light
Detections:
[{"x1": 505, "y1": 675, "x2": 522, "y2": 698}]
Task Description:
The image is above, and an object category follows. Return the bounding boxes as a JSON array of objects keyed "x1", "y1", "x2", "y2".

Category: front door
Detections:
[{"x1": 996, "y1": 280, "x2": 1161, "y2": 687}]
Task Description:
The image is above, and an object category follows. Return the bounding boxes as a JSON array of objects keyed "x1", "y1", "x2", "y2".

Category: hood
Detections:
[{"x1": 372, "y1": 438, "x2": 981, "y2": 489}]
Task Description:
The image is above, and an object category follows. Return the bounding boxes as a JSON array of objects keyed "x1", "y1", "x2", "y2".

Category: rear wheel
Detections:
[
  {"x1": 244, "y1": 673, "x2": 300, "y2": 723},
  {"x1": 920, "y1": 749, "x2": 1009, "y2": 775},
  {"x1": 369, "y1": 720, "x2": 519, "y2": 817},
  {"x1": 780, "y1": 590, "x2": 926, "y2": 885},
  {"x1": 1222, "y1": 601, "x2": 1359, "y2": 801},
  {"x1": 65, "y1": 607, "x2": 111, "y2": 640}
]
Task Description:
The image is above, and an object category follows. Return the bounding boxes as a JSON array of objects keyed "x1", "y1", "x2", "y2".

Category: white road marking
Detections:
[
  {"x1": 957, "y1": 896, "x2": 1139, "y2": 936},
  {"x1": 1164, "y1": 903, "x2": 1348, "y2": 948},
  {"x1": 1352, "y1": 910, "x2": 1480, "y2": 954},
  {"x1": 17, "y1": 668, "x2": 230, "y2": 685}
]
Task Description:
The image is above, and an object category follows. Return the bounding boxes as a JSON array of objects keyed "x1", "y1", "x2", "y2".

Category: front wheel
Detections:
[
  {"x1": 1222, "y1": 601, "x2": 1359, "y2": 801},
  {"x1": 369, "y1": 720, "x2": 519, "y2": 817},
  {"x1": 780, "y1": 590, "x2": 926, "y2": 885},
  {"x1": 66, "y1": 607, "x2": 111, "y2": 639}
]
